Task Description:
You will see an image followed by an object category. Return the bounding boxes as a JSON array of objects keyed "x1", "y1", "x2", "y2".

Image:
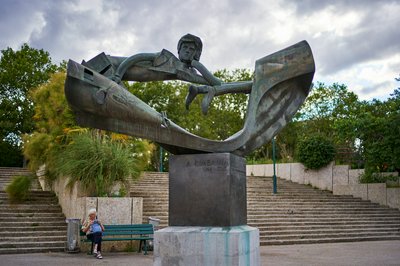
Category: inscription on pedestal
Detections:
[{"x1": 169, "y1": 153, "x2": 247, "y2": 226}]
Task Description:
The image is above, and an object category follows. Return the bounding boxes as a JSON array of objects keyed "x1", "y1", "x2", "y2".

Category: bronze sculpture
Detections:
[{"x1": 65, "y1": 34, "x2": 315, "y2": 156}]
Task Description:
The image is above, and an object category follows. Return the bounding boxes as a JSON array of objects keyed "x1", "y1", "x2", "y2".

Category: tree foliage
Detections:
[
  {"x1": 296, "y1": 135, "x2": 336, "y2": 170},
  {"x1": 249, "y1": 82, "x2": 359, "y2": 164},
  {"x1": 127, "y1": 69, "x2": 251, "y2": 141},
  {"x1": 353, "y1": 89, "x2": 400, "y2": 174},
  {"x1": 0, "y1": 44, "x2": 57, "y2": 142},
  {"x1": 0, "y1": 140, "x2": 23, "y2": 167},
  {"x1": 0, "y1": 44, "x2": 58, "y2": 166},
  {"x1": 23, "y1": 72, "x2": 74, "y2": 172},
  {"x1": 127, "y1": 69, "x2": 251, "y2": 170}
]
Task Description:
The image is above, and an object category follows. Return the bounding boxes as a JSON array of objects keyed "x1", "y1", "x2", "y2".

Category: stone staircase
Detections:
[
  {"x1": 130, "y1": 172, "x2": 169, "y2": 227},
  {"x1": 130, "y1": 172, "x2": 400, "y2": 245},
  {"x1": 0, "y1": 167, "x2": 67, "y2": 254}
]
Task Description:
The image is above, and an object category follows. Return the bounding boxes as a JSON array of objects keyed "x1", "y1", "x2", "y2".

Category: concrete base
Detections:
[{"x1": 154, "y1": 226, "x2": 260, "y2": 266}]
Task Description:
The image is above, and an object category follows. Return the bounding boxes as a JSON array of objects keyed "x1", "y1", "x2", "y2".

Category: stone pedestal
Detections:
[
  {"x1": 169, "y1": 153, "x2": 246, "y2": 226},
  {"x1": 157, "y1": 153, "x2": 260, "y2": 265},
  {"x1": 154, "y1": 226, "x2": 260, "y2": 266}
]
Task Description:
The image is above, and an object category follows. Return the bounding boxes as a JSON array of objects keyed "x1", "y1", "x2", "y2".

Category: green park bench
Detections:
[{"x1": 80, "y1": 224, "x2": 154, "y2": 255}]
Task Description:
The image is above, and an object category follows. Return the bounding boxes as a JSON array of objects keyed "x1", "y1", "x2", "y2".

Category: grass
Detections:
[
  {"x1": 5, "y1": 175, "x2": 33, "y2": 203},
  {"x1": 54, "y1": 132, "x2": 141, "y2": 196}
]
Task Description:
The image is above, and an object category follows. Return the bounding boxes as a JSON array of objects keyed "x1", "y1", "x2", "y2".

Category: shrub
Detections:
[
  {"x1": 23, "y1": 133, "x2": 53, "y2": 171},
  {"x1": 54, "y1": 131, "x2": 141, "y2": 196},
  {"x1": 297, "y1": 135, "x2": 336, "y2": 170},
  {"x1": 359, "y1": 173, "x2": 398, "y2": 184},
  {"x1": 5, "y1": 175, "x2": 33, "y2": 202}
]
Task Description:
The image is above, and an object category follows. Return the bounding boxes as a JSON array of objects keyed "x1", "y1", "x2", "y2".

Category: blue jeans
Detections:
[{"x1": 87, "y1": 232, "x2": 102, "y2": 252}]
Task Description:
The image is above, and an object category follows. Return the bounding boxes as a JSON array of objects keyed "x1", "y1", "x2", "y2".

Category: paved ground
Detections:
[
  {"x1": 263, "y1": 240, "x2": 400, "y2": 266},
  {"x1": 1, "y1": 240, "x2": 400, "y2": 266}
]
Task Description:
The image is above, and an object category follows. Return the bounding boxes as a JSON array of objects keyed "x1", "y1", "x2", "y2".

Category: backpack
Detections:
[{"x1": 91, "y1": 220, "x2": 102, "y2": 233}]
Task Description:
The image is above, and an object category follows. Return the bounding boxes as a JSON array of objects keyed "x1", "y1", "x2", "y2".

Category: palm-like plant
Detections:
[{"x1": 55, "y1": 131, "x2": 141, "y2": 196}]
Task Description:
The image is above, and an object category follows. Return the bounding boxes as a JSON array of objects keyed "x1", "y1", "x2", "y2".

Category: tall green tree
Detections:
[
  {"x1": 249, "y1": 83, "x2": 360, "y2": 163},
  {"x1": 0, "y1": 44, "x2": 57, "y2": 141},
  {"x1": 295, "y1": 82, "x2": 360, "y2": 138},
  {"x1": 127, "y1": 69, "x2": 251, "y2": 169},
  {"x1": 0, "y1": 44, "x2": 57, "y2": 166},
  {"x1": 357, "y1": 86, "x2": 400, "y2": 173},
  {"x1": 127, "y1": 69, "x2": 250, "y2": 140}
]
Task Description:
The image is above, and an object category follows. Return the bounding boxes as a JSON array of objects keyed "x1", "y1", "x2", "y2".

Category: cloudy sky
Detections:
[{"x1": 1, "y1": 0, "x2": 399, "y2": 100}]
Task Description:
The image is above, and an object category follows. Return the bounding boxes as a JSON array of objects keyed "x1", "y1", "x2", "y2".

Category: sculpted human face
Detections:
[{"x1": 178, "y1": 42, "x2": 196, "y2": 64}]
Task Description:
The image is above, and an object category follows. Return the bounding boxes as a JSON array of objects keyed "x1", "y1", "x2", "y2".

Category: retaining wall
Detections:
[{"x1": 247, "y1": 163, "x2": 400, "y2": 210}]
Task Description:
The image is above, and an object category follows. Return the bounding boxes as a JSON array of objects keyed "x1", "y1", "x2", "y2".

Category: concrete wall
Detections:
[
  {"x1": 51, "y1": 176, "x2": 143, "y2": 222},
  {"x1": 387, "y1": 188, "x2": 400, "y2": 209},
  {"x1": 247, "y1": 163, "x2": 400, "y2": 210}
]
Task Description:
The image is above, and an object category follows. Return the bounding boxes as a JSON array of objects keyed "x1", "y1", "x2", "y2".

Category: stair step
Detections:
[
  {"x1": 262, "y1": 228, "x2": 400, "y2": 235},
  {"x1": 261, "y1": 231, "x2": 400, "y2": 240},
  {"x1": 0, "y1": 226, "x2": 67, "y2": 232},
  {"x1": 130, "y1": 172, "x2": 400, "y2": 246},
  {"x1": 248, "y1": 221, "x2": 400, "y2": 226},
  {"x1": 0, "y1": 241, "x2": 65, "y2": 249},
  {"x1": 0, "y1": 221, "x2": 67, "y2": 227},
  {"x1": 0, "y1": 217, "x2": 67, "y2": 222},
  {"x1": 0, "y1": 167, "x2": 67, "y2": 254},
  {"x1": 0, "y1": 236, "x2": 66, "y2": 242},
  {"x1": 261, "y1": 235, "x2": 400, "y2": 245},
  {"x1": 0, "y1": 213, "x2": 65, "y2": 218},
  {"x1": 0, "y1": 246, "x2": 65, "y2": 254},
  {"x1": 0, "y1": 231, "x2": 67, "y2": 237}
]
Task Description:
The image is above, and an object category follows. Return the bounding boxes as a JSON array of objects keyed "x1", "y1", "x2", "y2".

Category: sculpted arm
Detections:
[
  {"x1": 110, "y1": 53, "x2": 158, "y2": 83},
  {"x1": 191, "y1": 60, "x2": 222, "y2": 86}
]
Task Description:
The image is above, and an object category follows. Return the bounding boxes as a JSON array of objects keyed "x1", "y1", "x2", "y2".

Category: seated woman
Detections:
[{"x1": 81, "y1": 208, "x2": 105, "y2": 259}]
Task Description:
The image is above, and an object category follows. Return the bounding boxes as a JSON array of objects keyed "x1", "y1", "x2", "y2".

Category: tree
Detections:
[
  {"x1": 127, "y1": 69, "x2": 251, "y2": 169},
  {"x1": 295, "y1": 82, "x2": 360, "y2": 138},
  {"x1": 357, "y1": 87, "x2": 400, "y2": 174},
  {"x1": 248, "y1": 83, "x2": 360, "y2": 164},
  {"x1": 0, "y1": 44, "x2": 57, "y2": 166},
  {"x1": 127, "y1": 69, "x2": 251, "y2": 140},
  {"x1": 23, "y1": 72, "x2": 75, "y2": 172},
  {"x1": 0, "y1": 140, "x2": 23, "y2": 167}
]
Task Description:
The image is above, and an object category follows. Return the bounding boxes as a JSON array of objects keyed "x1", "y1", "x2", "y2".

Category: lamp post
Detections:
[
  {"x1": 272, "y1": 136, "x2": 277, "y2": 194},
  {"x1": 159, "y1": 146, "x2": 163, "y2": 172}
]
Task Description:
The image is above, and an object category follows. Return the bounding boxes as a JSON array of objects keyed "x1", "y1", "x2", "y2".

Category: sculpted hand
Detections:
[
  {"x1": 185, "y1": 85, "x2": 198, "y2": 110},
  {"x1": 111, "y1": 74, "x2": 122, "y2": 84}
]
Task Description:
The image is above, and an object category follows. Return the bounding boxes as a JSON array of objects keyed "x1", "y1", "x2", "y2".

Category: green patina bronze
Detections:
[{"x1": 64, "y1": 34, "x2": 315, "y2": 156}]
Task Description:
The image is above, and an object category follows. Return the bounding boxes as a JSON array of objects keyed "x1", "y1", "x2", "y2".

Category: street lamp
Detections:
[
  {"x1": 272, "y1": 136, "x2": 277, "y2": 194},
  {"x1": 159, "y1": 146, "x2": 163, "y2": 172}
]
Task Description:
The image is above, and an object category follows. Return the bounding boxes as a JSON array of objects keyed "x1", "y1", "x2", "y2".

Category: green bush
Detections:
[
  {"x1": 5, "y1": 175, "x2": 33, "y2": 202},
  {"x1": 359, "y1": 173, "x2": 398, "y2": 184},
  {"x1": 54, "y1": 132, "x2": 141, "y2": 196},
  {"x1": 297, "y1": 135, "x2": 336, "y2": 170}
]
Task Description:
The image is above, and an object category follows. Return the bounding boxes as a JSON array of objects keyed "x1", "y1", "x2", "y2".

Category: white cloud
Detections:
[
  {"x1": 1, "y1": 0, "x2": 399, "y2": 101},
  {"x1": 317, "y1": 53, "x2": 400, "y2": 100}
]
